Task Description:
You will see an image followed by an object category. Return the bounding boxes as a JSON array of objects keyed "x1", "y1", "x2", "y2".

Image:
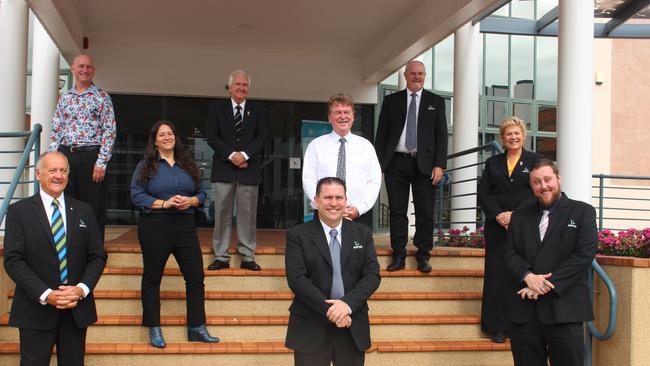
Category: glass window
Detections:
[
  {"x1": 492, "y1": 4, "x2": 509, "y2": 17},
  {"x1": 511, "y1": 36, "x2": 534, "y2": 99},
  {"x1": 536, "y1": 0, "x2": 558, "y2": 20},
  {"x1": 538, "y1": 105, "x2": 557, "y2": 132},
  {"x1": 416, "y1": 49, "x2": 433, "y2": 90},
  {"x1": 444, "y1": 97, "x2": 453, "y2": 126},
  {"x1": 486, "y1": 100, "x2": 507, "y2": 128},
  {"x1": 512, "y1": 103, "x2": 532, "y2": 125},
  {"x1": 536, "y1": 136, "x2": 557, "y2": 160},
  {"x1": 434, "y1": 34, "x2": 454, "y2": 93},
  {"x1": 381, "y1": 71, "x2": 399, "y2": 86},
  {"x1": 484, "y1": 34, "x2": 509, "y2": 96},
  {"x1": 511, "y1": 0, "x2": 535, "y2": 19},
  {"x1": 536, "y1": 37, "x2": 558, "y2": 101}
]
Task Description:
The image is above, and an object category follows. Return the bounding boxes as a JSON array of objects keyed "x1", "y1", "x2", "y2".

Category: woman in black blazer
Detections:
[
  {"x1": 131, "y1": 121, "x2": 219, "y2": 348},
  {"x1": 478, "y1": 117, "x2": 543, "y2": 343}
]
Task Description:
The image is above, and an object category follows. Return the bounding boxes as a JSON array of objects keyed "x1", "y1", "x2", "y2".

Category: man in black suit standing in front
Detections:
[
  {"x1": 504, "y1": 158, "x2": 597, "y2": 366},
  {"x1": 375, "y1": 60, "x2": 448, "y2": 273},
  {"x1": 4, "y1": 151, "x2": 107, "y2": 366},
  {"x1": 206, "y1": 69, "x2": 267, "y2": 271},
  {"x1": 285, "y1": 177, "x2": 381, "y2": 366}
]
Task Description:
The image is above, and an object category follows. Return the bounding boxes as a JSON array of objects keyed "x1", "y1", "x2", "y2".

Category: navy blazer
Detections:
[
  {"x1": 206, "y1": 99, "x2": 267, "y2": 185},
  {"x1": 504, "y1": 194, "x2": 597, "y2": 325},
  {"x1": 284, "y1": 219, "x2": 381, "y2": 353},
  {"x1": 375, "y1": 89, "x2": 448, "y2": 174},
  {"x1": 3, "y1": 195, "x2": 106, "y2": 330}
]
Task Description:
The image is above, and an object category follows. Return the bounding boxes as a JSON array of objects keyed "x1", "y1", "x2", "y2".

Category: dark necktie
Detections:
[
  {"x1": 234, "y1": 105, "x2": 243, "y2": 133},
  {"x1": 329, "y1": 228, "x2": 344, "y2": 299},
  {"x1": 51, "y1": 198, "x2": 68, "y2": 284},
  {"x1": 336, "y1": 137, "x2": 346, "y2": 181},
  {"x1": 405, "y1": 93, "x2": 417, "y2": 151},
  {"x1": 539, "y1": 210, "x2": 550, "y2": 241}
]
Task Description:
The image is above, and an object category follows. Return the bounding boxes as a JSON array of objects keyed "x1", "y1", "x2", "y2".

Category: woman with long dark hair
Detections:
[{"x1": 131, "y1": 121, "x2": 219, "y2": 348}]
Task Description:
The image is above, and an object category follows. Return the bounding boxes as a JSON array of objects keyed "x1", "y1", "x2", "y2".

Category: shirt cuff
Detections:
[
  {"x1": 39, "y1": 288, "x2": 53, "y2": 305},
  {"x1": 228, "y1": 152, "x2": 236, "y2": 160},
  {"x1": 346, "y1": 304, "x2": 352, "y2": 315},
  {"x1": 241, "y1": 152, "x2": 249, "y2": 160},
  {"x1": 77, "y1": 283, "x2": 90, "y2": 298}
]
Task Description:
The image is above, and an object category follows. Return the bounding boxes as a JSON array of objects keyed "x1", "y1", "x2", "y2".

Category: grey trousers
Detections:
[{"x1": 212, "y1": 181, "x2": 259, "y2": 262}]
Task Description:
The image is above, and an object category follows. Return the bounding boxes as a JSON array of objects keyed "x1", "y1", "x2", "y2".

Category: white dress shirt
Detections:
[
  {"x1": 302, "y1": 131, "x2": 382, "y2": 215},
  {"x1": 318, "y1": 219, "x2": 351, "y2": 314},
  {"x1": 38, "y1": 190, "x2": 90, "y2": 304},
  {"x1": 395, "y1": 88, "x2": 422, "y2": 153},
  {"x1": 229, "y1": 98, "x2": 249, "y2": 160}
]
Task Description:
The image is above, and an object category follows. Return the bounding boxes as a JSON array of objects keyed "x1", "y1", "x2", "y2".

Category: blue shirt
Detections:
[{"x1": 130, "y1": 158, "x2": 206, "y2": 214}]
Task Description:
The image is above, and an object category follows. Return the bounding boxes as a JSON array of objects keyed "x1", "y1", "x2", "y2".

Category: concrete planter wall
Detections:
[{"x1": 593, "y1": 256, "x2": 650, "y2": 366}]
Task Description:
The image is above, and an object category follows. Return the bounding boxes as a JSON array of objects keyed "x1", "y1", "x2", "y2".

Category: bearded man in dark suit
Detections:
[
  {"x1": 285, "y1": 177, "x2": 380, "y2": 366},
  {"x1": 504, "y1": 158, "x2": 597, "y2": 366},
  {"x1": 4, "y1": 151, "x2": 107, "y2": 366}
]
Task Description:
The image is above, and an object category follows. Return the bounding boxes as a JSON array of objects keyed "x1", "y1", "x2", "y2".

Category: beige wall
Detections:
[
  {"x1": 610, "y1": 39, "x2": 650, "y2": 179},
  {"x1": 592, "y1": 39, "x2": 612, "y2": 175}
]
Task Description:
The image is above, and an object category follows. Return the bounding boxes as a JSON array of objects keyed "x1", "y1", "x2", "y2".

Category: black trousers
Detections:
[
  {"x1": 510, "y1": 309, "x2": 585, "y2": 366},
  {"x1": 137, "y1": 213, "x2": 206, "y2": 326},
  {"x1": 59, "y1": 146, "x2": 106, "y2": 239},
  {"x1": 384, "y1": 154, "x2": 435, "y2": 260},
  {"x1": 480, "y1": 220, "x2": 514, "y2": 333},
  {"x1": 19, "y1": 310, "x2": 87, "y2": 366},
  {"x1": 294, "y1": 324, "x2": 364, "y2": 366}
]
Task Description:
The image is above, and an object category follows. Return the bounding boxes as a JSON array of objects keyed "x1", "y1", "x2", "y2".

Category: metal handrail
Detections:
[
  {"x1": 593, "y1": 173, "x2": 650, "y2": 231},
  {"x1": 0, "y1": 124, "x2": 42, "y2": 228}
]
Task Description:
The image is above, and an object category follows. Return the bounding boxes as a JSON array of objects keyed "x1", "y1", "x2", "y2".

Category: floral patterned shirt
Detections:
[{"x1": 49, "y1": 83, "x2": 116, "y2": 169}]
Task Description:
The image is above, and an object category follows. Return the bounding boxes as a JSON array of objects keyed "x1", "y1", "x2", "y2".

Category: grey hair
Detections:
[
  {"x1": 36, "y1": 151, "x2": 69, "y2": 171},
  {"x1": 228, "y1": 69, "x2": 251, "y2": 86}
]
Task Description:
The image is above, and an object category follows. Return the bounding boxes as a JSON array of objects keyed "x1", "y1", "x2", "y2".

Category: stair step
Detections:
[{"x1": 93, "y1": 267, "x2": 484, "y2": 292}]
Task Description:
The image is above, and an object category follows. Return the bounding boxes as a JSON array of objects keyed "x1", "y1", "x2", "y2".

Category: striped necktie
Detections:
[
  {"x1": 234, "y1": 105, "x2": 243, "y2": 133},
  {"x1": 51, "y1": 198, "x2": 68, "y2": 283},
  {"x1": 336, "y1": 137, "x2": 346, "y2": 181},
  {"x1": 539, "y1": 210, "x2": 550, "y2": 241}
]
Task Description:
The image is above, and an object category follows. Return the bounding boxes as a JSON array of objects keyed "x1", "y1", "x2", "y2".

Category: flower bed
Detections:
[{"x1": 435, "y1": 226, "x2": 650, "y2": 258}]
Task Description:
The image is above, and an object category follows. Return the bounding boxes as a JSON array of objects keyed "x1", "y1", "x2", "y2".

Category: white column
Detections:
[
  {"x1": 450, "y1": 22, "x2": 480, "y2": 231},
  {"x1": 557, "y1": 0, "x2": 593, "y2": 203},
  {"x1": 0, "y1": 0, "x2": 29, "y2": 206},
  {"x1": 31, "y1": 19, "x2": 60, "y2": 153}
]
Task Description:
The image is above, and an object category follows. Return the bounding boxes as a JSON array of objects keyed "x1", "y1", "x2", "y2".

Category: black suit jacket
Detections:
[
  {"x1": 206, "y1": 99, "x2": 267, "y2": 184},
  {"x1": 504, "y1": 194, "x2": 597, "y2": 325},
  {"x1": 284, "y1": 219, "x2": 381, "y2": 353},
  {"x1": 3, "y1": 194, "x2": 107, "y2": 330},
  {"x1": 478, "y1": 149, "x2": 543, "y2": 222},
  {"x1": 375, "y1": 89, "x2": 448, "y2": 174}
]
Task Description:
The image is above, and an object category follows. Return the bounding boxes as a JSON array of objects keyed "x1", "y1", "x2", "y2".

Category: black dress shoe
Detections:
[
  {"x1": 416, "y1": 258, "x2": 432, "y2": 273},
  {"x1": 188, "y1": 324, "x2": 220, "y2": 343},
  {"x1": 207, "y1": 259, "x2": 230, "y2": 270},
  {"x1": 240, "y1": 260, "x2": 261, "y2": 271},
  {"x1": 491, "y1": 330, "x2": 506, "y2": 343},
  {"x1": 386, "y1": 256, "x2": 405, "y2": 272}
]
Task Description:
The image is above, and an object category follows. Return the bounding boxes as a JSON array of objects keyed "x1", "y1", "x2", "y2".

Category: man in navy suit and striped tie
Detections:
[{"x1": 4, "y1": 151, "x2": 106, "y2": 366}]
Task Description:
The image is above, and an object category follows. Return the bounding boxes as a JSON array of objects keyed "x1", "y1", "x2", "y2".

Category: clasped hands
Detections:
[
  {"x1": 163, "y1": 195, "x2": 198, "y2": 211},
  {"x1": 229, "y1": 152, "x2": 248, "y2": 169},
  {"x1": 495, "y1": 211, "x2": 512, "y2": 229},
  {"x1": 325, "y1": 299, "x2": 352, "y2": 328},
  {"x1": 518, "y1": 272, "x2": 554, "y2": 301},
  {"x1": 47, "y1": 285, "x2": 84, "y2": 309}
]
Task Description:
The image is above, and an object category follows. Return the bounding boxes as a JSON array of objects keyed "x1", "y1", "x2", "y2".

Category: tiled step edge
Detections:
[
  {"x1": 1, "y1": 313, "x2": 481, "y2": 326},
  {"x1": 0, "y1": 340, "x2": 510, "y2": 354},
  {"x1": 99, "y1": 267, "x2": 484, "y2": 277},
  {"x1": 8, "y1": 290, "x2": 483, "y2": 300}
]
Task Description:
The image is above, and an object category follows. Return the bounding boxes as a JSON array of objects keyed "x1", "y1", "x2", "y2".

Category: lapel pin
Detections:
[{"x1": 246, "y1": 110, "x2": 251, "y2": 117}]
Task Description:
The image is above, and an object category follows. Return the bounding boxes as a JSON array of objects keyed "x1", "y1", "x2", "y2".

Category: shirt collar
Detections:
[
  {"x1": 329, "y1": 130, "x2": 352, "y2": 141},
  {"x1": 406, "y1": 88, "x2": 423, "y2": 99},
  {"x1": 231, "y1": 98, "x2": 247, "y2": 110},
  {"x1": 538, "y1": 192, "x2": 565, "y2": 216},
  {"x1": 319, "y1": 218, "x2": 342, "y2": 237},
  {"x1": 39, "y1": 190, "x2": 65, "y2": 209},
  {"x1": 71, "y1": 83, "x2": 98, "y2": 96}
]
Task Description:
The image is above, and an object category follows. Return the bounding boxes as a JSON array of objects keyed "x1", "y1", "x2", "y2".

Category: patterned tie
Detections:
[
  {"x1": 51, "y1": 198, "x2": 68, "y2": 283},
  {"x1": 336, "y1": 138, "x2": 346, "y2": 181},
  {"x1": 539, "y1": 210, "x2": 550, "y2": 241},
  {"x1": 234, "y1": 105, "x2": 243, "y2": 133},
  {"x1": 405, "y1": 93, "x2": 417, "y2": 151},
  {"x1": 329, "y1": 229, "x2": 344, "y2": 299}
]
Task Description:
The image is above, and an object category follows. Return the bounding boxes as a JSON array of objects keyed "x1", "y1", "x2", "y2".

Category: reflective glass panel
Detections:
[
  {"x1": 434, "y1": 35, "x2": 454, "y2": 93},
  {"x1": 511, "y1": 36, "x2": 534, "y2": 99},
  {"x1": 538, "y1": 105, "x2": 557, "y2": 132},
  {"x1": 485, "y1": 34, "x2": 509, "y2": 96},
  {"x1": 536, "y1": 37, "x2": 558, "y2": 101}
]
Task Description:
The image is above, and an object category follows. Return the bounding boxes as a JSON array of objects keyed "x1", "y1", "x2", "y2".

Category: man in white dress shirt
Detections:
[{"x1": 302, "y1": 94, "x2": 382, "y2": 227}]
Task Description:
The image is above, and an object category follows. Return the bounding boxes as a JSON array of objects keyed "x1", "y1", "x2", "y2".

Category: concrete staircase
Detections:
[{"x1": 0, "y1": 228, "x2": 513, "y2": 365}]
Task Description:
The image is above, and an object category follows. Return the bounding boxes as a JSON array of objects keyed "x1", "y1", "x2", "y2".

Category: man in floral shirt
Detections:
[{"x1": 49, "y1": 54, "x2": 116, "y2": 239}]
